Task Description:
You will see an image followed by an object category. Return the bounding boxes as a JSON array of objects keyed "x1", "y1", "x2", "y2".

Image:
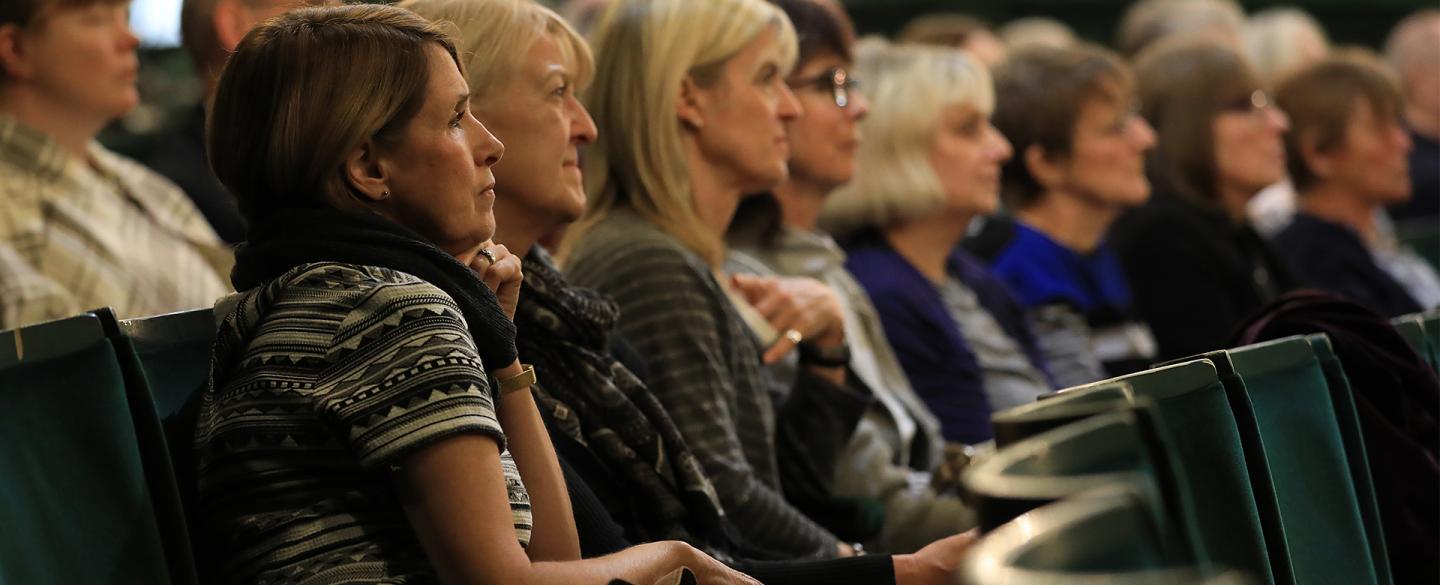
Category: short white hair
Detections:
[
  {"x1": 820, "y1": 38, "x2": 993, "y2": 237},
  {"x1": 1385, "y1": 9, "x2": 1440, "y2": 89},
  {"x1": 1243, "y1": 7, "x2": 1329, "y2": 87}
]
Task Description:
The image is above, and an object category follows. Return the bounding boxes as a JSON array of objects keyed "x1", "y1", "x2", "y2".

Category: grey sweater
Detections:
[{"x1": 566, "y1": 209, "x2": 867, "y2": 560}]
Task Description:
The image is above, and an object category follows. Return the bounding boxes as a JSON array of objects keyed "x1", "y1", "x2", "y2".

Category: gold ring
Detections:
[
  {"x1": 477, "y1": 248, "x2": 497, "y2": 264},
  {"x1": 784, "y1": 329, "x2": 803, "y2": 345}
]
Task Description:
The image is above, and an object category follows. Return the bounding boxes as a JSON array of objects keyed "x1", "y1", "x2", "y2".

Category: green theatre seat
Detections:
[
  {"x1": 991, "y1": 382, "x2": 1133, "y2": 448},
  {"x1": 1227, "y1": 336, "x2": 1382, "y2": 585},
  {"x1": 1305, "y1": 334, "x2": 1392, "y2": 585},
  {"x1": 1058, "y1": 360, "x2": 1276, "y2": 585},
  {"x1": 965, "y1": 409, "x2": 1202, "y2": 567},
  {"x1": 0, "y1": 314, "x2": 177, "y2": 584},
  {"x1": 960, "y1": 486, "x2": 1248, "y2": 585},
  {"x1": 1390, "y1": 314, "x2": 1434, "y2": 371},
  {"x1": 115, "y1": 308, "x2": 217, "y2": 581}
]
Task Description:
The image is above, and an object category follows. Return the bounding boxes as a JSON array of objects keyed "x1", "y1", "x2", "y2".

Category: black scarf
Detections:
[
  {"x1": 515, "y1": 249, "x2": 724, "y2": 545},
  {"x1": 231, "y1": 207, "x2": 518, "y2": 370}
]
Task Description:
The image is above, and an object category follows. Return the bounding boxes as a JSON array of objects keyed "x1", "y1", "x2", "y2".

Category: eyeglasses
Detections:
[
  {"x1": 1220, "y1": 90, "x2": 1275, "y2": 121},
  {"x1": 788, "y1": 67, "x2": 861, "y2": 109}
]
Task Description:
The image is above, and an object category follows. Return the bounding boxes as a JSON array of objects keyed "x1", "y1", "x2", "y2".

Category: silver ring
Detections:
[
  {"x1": 784, "y1": 329, "x2": 803, "y2": 345},
  {"x1": 477, "y1": 248, "x2": 497, "y2": 264}
]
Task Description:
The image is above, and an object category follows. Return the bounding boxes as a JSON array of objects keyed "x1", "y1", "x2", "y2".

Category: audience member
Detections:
[
  {"x1": 563, "y1": 0, "x2": 871, "y2": 561},
  {"x1": 1384, "y1": 10, "x2": 1440, "y2": 227},
  {"x1": 1243, "y1": 7, "x2": 1329, "y2": 88},
  {"x1": 727, "y1": 0, "x2": 976, "y2": 553},
  {"x1": 0, "y1": 0, "x2": 231, "y2": 330},
  {"x1": 1116, "y1": 0, "x2": 1244, "y2": 58},
  {"x1": 997, "y1": 16, "x2": 1075, "y2": 51},
  {"x1": 1273, "y1": 53, "x2": 1440, "y2": 315},
  {"x1": 1242, "y1": 6, "x2": 1330, "y2": 236},
  {"x1": 821, "y1": 40, "x2": 1052, "y2": 445},
  {"x1": 897, "y1": 13, "x2": 1007, "y2": 68},
  {"x1": 1111, "y1": 39, "x2": 1297, "y2": 361},
  {"x1": 970, "y1": 44, "x2": 1159, "y2": 386},
  {"x1": 196, "y1": 5, "x2": 764, "y2": 584},
  {"x1": 147, "y1": 0, "x2": 332, "y2": 244},
  {"x1": 401, "y1": 1, "x2": 979, "y2": 581}
]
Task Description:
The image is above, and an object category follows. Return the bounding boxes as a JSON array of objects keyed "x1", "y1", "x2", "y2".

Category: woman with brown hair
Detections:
[
  {"x1": 1109, "y1": 38, "x2": 1297, "y2": 361},
  {"x1": 197, "y1": 4, "x2": 758, "y2": 584},
  {"x1": 970, "y1": 43, "x2": 1158, "y2": 386}
]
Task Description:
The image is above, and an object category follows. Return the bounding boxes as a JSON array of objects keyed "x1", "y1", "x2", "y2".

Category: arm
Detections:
[
  {"x1": 472, "y1": 244, "x2": 578, "y2": 560},
  {"x1": 395, "y1": 433, "x2": 758, "y2": 585},
  {"x1": 494, "y1": 359, "x2": 581, "y2": 561}
]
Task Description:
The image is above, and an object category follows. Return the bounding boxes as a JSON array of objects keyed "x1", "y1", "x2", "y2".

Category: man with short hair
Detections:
[
  {"x1": 147, "y1": 0, "x2": 332, "y2": 243},
  {"x1": 0, "y1": 0, "x2": 231, "y2": 330}
]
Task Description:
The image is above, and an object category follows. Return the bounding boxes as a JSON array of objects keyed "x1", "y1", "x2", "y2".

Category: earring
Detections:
[{"x1": 380, "y1": 190, "x2": 390, "y2": 199}]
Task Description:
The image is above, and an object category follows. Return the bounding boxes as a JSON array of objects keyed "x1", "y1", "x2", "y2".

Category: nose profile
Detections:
[{"x1": 474, "y1": 121, "x2": 504, "y2": 167}]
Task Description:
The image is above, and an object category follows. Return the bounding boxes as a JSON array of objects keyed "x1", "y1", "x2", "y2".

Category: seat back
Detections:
[
  {"x1": 1059, "y1": 360, "x2": 1275, "y2": 585},
  {"x1": 1305, "y1": 334, "x2": 1392, "y2": 585},
  {"x1": 961, "y1": 486, "x2": 1236, "y2": 585},
  {"x1": 1391, "y1": 314, "x2": 1434, "y2": 371},
  {"x1": 1228, "y1": 336, "x2": 1380, "y2": 585},
  {"x1": 0, "y1": 315, "x2": 175, "y2": 584},
  {"x1": 992, "y1": 382, "x2": 1134, "y2": 448},
  {"x1": 965, "y1": 410, "x2": 1200, "y2": 566},
  {"x1": 117, "y1": 309, "x2": 218, "y2": 575}
]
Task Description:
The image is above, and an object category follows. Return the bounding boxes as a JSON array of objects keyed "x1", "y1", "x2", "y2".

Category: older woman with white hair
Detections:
[{"x1": 821, "y1": 40, "x2": 1052, "y2": 447}]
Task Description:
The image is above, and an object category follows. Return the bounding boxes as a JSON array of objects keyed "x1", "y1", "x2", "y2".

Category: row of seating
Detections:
[
  {"x1": 957, "y1": 311, "x2": 1440, "y2": 584},
  {"x1": 0, "y1": 307, "x2": 1435, "y2": 583},
  {"x1": 0, "y1": 308, "x2": 213, "y2": 585}
]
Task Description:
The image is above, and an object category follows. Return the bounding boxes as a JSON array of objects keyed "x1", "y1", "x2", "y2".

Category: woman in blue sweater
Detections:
[{"x1": 820, "y1": 40, "x2": 1053, "y2": 445}]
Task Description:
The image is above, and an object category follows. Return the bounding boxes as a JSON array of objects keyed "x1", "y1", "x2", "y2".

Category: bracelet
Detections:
[
  {"x1": 799, "y1": 342, "x2": 850, "y2": 368},
  {"x1": 497, "y1": 363, "x2": 537, "y2": 395}
]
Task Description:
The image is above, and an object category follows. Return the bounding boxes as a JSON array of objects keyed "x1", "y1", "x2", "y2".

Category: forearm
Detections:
[
  {"x1": 523, "y1": 541, "x2": 702, "y2": 585},
  {"x1": 495, "y1": 361, "x2": 581, "y2": 561}
]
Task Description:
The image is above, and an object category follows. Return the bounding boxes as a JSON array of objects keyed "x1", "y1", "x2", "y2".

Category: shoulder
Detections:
[
  {"x1": 260, "y1": 262, "x2": 469, "y2": 343},
  {"x1": 567, "y1": 213, "x2": 714, "y2": 297}
]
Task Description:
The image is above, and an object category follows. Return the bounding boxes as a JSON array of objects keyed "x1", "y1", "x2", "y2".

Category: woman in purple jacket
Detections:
[{"x1": 820, "y1": 40, "x2": 1053, "y2": 445}]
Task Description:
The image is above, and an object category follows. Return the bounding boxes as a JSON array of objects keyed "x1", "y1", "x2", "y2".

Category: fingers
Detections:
[
  {"x1": 471, "y1": 244, "x2": 523, "y2": 292},
  {"x1": 762, "y1": 334, "x2": 798, "y2": 365}
]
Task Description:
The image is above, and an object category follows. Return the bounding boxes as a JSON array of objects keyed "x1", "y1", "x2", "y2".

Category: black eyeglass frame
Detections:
[{"x1": 787, "y1": 67, "x2": 860, "y2": 109}]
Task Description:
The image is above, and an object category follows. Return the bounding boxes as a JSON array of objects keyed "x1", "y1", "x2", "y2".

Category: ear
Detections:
[
  {"x1": 342, "y1": 139, "x2": 392, "y2": 204},
  {"x1": 676, "y1": 75, "x2": 706, "y2": 130},
  {"x1": 213, "y1": 0, "x2": 251, "y2": 52},
  {"x1": 1023, "y1": 144, "x2": 1066, "y2": 191},
  {"x1": 1299, "y1": 134, "x2": 1335, "y2": 180},
  {"x1": 0, "y1": 23, "x2": 36, "y2": 82}
]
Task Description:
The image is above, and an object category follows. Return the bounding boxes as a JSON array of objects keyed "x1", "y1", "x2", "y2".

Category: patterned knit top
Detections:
[{"x1": 195, "y1": 262, "x2": 531, "y2": 585}]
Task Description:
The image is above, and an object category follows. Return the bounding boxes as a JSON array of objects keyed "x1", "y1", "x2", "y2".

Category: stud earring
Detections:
[{"x1": 381, "y1": 190, "x2": 391, "y2": 199}]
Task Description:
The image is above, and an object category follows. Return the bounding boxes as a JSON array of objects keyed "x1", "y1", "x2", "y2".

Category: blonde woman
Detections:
[
  {"x1": 562, "y1": 0, "x2": 873, "y2": 562},
  {"x1": 400, "y1": 2, "x2": 978, "y2": 582},
  {"x1": 197, "y1": 4, "x2": 760, "y2": 584},
  {"x1": 820, "y1": 40, "x2": 1052, "y2": 446}
]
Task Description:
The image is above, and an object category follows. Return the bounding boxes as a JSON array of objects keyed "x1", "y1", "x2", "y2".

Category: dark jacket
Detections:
[
  {"x1": 844, "y1": 231, "x2": 1051, "y2": 444},
  {"x1": 146, "y1": 106, "x2": 246, "y2": 244},
  {"x1": 1110, "y1": 193, "x2": 1297, "y2": 361},
  {"x1": 1274, "y1": 213, "x2": 1423, "y2": 318}
]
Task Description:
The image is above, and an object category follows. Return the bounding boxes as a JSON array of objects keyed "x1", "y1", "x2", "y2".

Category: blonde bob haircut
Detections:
[
  {"x1": 563, "y1": 0, "x2": 798, "y2": 267},
  {"x1": 820, "y1": 39, "x2": 994, "y2": 238},
  {"x1": 398, "y1": 0, "x2": 593, "y2": 106}
]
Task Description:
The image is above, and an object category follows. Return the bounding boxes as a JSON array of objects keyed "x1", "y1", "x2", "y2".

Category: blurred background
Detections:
[{"x1": 111, "y1": 0, "x2": 1431, "y2": 162}]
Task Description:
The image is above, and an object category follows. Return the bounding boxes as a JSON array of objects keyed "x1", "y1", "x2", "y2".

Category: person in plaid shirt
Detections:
[{"x1": 0, "y1": 0, "x2": 231, "y2": 330}]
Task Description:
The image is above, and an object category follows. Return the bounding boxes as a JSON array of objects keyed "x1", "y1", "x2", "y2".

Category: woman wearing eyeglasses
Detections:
[
  {"x1": 1110, "y1": 38, "x2": 1298, "y2": 361},
  {"x1": 727, "y1": 0, "x2": 976, "y2": 554}
]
